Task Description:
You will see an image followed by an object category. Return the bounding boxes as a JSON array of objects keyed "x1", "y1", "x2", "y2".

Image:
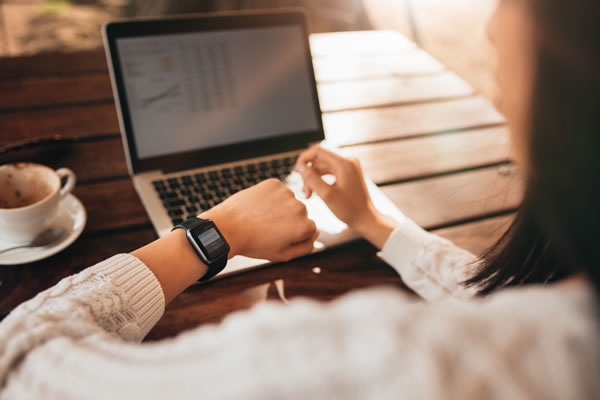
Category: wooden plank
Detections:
[
  {"x1": 0, "y1": 137, "x2": 129, "y2": 183},
  {"x1": 310, "y1": 30, "x2": 416, "y2": 57},
  {"x1": 1, "y1": 128, "x2": 508, "y2": 187},
  {"x1": 146, "y1": 239, "x2": 406, "y2": 340},
  {"x1": 0, "y1": 74, "x2": 113, "y2": 110},
  {"x1": 433, "y1": 214, "x2": 515, "y2": 257},
  {"x1": 313, "y1": 49, "x2": 445, "y2": 82},
  {"x1": 383, "y1": 165, "x2": 523, "y2": 229},
  {"x1": 318, "y1": 72, "x2": 473, "y2": 112},
  {"x1": 0, "y1": 31, "x2": 414, "y2": 81},
  {"x1": 70, "y1": 162, "x2": 522, "y2": 235},
  {"x1": 0, "y1": 51, "x2": 445, "y2": 111},
  {"x1": 0, "y1": 103, "x2": 119, "y2": 146},
  {"x1": 0, "y1": 49, "x2": 108, "y2": 81},
  {"x1": 0, "y1": 212, "x2": 517, "y2": 336},
  {"x1": 151, "y1": 213, "x2": 517, "y2": 339},
  {"x1": 342, "y1": 126, "x2": 511, "y2": 184},
  {"x1": 324, "y1": 96, "x2": 505, "y2": 146},
  {"x1": 0, "y1": 226, "x2": 406, "y2": 327},
  {"x1": 0, "y1": 84, "x2": 491, "y2": 147},
  {"x1": 73, "y1": 178, "x2": 149, "y2": 233}
]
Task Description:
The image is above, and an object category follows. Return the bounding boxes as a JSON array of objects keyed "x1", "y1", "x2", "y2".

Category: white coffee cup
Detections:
[{"x1": 0, "y1": 163, "x2": 76, "y2": 244}]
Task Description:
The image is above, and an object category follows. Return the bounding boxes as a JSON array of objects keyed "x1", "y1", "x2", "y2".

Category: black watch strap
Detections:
[{"x1": 171, "y1": 217, "x2": 228, "y2": 281}]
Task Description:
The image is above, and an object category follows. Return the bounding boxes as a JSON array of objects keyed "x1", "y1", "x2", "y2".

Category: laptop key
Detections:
[
  {"x1": 186, "y1": 206, "x2": 198, "y2": 213},
  {"x1": 168, "y1": 209, "x2": 183, "y2": 217},
  {"x1": 164, "y1": 199, "x2": 185, "y2": 208},
  {"x1": 234, "y1": 166, "x2": 244, "y2": 175},
  {"x1": 159, "y1": 192, "x2": 178, "y2": 200},
  {"x1": 194, "y1": 173, "x2": 206, "y2": 184},
  {"x1": 221, "y1": 168, "x2": 232, "y2": 177},
  {"x1": 171, "y1": 218, "x2": 184, "y2": 226},
  {"x1": 283, "y1": 157, "x2": 295, "y2": 166}
]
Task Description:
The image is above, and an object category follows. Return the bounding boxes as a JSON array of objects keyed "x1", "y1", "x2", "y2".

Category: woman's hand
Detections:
[
  {"x1": 202, "y1": 179, "x2": 318, "y2": 262},
  {"x1": 295, "y1": 145, "x2": 398, "y2": 249}
]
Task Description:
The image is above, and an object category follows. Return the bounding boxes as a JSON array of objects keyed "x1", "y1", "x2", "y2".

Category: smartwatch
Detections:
[{"x1": 171, "y1": 217, "x2": 230, "y2": 281}]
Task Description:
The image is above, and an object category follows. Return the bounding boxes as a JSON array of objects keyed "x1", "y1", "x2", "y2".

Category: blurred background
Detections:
[{"x1": 0, "y1": 0, "x2": 497, "y2": 99}]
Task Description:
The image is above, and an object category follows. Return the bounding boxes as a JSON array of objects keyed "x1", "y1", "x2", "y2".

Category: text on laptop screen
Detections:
[{"x1": 116, "y1": 26, "x2": 320, "y2": 159}]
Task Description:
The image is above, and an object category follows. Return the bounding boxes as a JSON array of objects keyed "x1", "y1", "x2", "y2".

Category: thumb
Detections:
[{"x1": 301, "y1": 166, "x2": 333, "y2": 200}]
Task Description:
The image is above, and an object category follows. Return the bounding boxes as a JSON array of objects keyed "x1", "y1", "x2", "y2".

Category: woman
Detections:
[{"x1": 1, "y1": 0, "x2": 599, "y2": 398}]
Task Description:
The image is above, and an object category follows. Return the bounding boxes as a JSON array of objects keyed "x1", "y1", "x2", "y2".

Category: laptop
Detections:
[{"x1": 102, "y1": 10, "x2": 405, "y2": 277}]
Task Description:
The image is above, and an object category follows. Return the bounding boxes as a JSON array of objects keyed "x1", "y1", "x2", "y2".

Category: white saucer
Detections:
[{"x1": 0, "y1": 194, "x2": 87, "y2": 266}]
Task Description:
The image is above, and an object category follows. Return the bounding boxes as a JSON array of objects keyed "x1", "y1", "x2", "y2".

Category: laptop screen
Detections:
[{"x1": 115, "y1": 25, "x2": 321, "y2": 160}]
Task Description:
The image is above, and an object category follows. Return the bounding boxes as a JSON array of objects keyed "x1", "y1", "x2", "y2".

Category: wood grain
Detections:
[
  {"x1": 0, "y1": 30, "x2": 521, "y2": 341},
  {"x1": 148, "y1": 213, "x2": 515, "y2": 340},
  {"x1": 68, "y1": 163, "x2": 521, "y2": 234},
  {"x1": 1, "y1": 128, "x2": 508, "y2": 186},
  {"x1": 0, "y1": 50, "x2": 446, "y2": 111},
  {"x1": 343, "y1": 126, "x2": 511, "y2": 184},
  {"x1": 0, "y1": 103, "x2": 119, "y2": 145},
  {"x1": 313, "y1": 49, "x2": 445, "y2": 82},
  {"x1": 310, "y1": 30, "x2": 416, "y2": 57},
  {"x1": 434, "y1": 214, "x2": 514, "y2": 256},
  {"x1": 383, "y1": 165, "x2": 523, "y2": 229},
  {"x1": 0, "y1": 49, "x2": 108, "y2": 81},
  {"x1": 0, "y1": 74, "x2": 113, "y2": 111},
  {"x1": 0, "y1": 212, "x2": 515, "y2": 336},
  {"x1": 318, "y1": 72, "x2": 473, "y2": 112},
  {"x1": 0, "y1": 96, "x2": 503, "y2": 149},
  {"x1": 0, "y1": 137, "x2": 129, "y2": 183},
  {"x1": 73, "y1": 178, "x2": 150, "y2": 233},
  {"x1": 0, "y1": 31, "x2": 413, "y2": 82},
  {"x1": 324, "y1": 96, "x2": 505, "y2": 146}
]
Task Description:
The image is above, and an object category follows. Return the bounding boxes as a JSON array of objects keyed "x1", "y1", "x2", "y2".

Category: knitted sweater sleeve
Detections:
[
  {"x1": 379, "y1": 217, "x2": 480, "y2": 300},
  {"x1": 0, "y1": 254, "x2": 165, "y2": 390},
  {"x1": 0, "y1": 254, "x2": 596, "y2": 399}
]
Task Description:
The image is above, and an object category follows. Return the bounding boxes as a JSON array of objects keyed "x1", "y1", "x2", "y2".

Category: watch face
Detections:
[{"x1": 189, "y1": 222, "x2": 229, "y2": 262}]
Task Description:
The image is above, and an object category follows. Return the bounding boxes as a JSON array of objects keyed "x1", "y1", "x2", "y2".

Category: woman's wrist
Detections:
[
  {"x1": 353, "y1": 205, "x2": 398, "y2": 250},
  {"x1": 132, "y1": 228, "x2": 209, "y2": 304},
  {"x1": 199, "y1": 207, "x2": 241, "y2": 259}
]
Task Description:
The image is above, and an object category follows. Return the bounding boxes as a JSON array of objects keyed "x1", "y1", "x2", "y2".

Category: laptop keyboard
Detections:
[{"x1": 152, "y1": 155, "x2": 298, "y2": 226}]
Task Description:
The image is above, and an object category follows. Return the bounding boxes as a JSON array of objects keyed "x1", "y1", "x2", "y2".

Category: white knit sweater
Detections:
[{"x1": 1, "y1": 217, "x2": 598, "y2": 399}]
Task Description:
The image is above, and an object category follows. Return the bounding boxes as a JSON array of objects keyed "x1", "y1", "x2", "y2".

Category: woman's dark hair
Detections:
[{"x1": 465, "y1": 0, "x2": 600, "y2": 295}]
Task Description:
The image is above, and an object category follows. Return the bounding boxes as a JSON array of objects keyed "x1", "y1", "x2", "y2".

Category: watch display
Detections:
[
  {"x1": 172, "y1": 217, "x2": 229, "y2": 281},
  {"x1": 191, "y1": 224, "x2": 229, "y2": 262}
]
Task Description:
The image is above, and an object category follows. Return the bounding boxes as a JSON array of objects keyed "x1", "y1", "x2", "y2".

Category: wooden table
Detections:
[{"x1": 0, "y1": 31, "x2": 521, "y2": 339}]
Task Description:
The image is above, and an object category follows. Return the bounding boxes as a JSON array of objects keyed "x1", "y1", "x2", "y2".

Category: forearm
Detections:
[
  {"x1": 354, "y1": 205, "x2": 399, "y2": 250},
  {"x1": 131, "y1": 209, "x2": 237, "y2": 304}
]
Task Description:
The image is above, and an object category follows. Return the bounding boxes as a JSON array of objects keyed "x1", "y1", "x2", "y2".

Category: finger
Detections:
[
  {"x1": 295, "y1": 218, "x2": 317, "y2": 242},
  {"x1": 300, "y1": 166, "x2": 334, "y2": 201},
  {"x1": 296, "y1": 146, "x2": 344, "y2": 176}
]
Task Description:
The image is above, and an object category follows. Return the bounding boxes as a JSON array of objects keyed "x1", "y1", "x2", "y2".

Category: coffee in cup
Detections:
[{"x1": 0, "y1": 163, "x2": 76, "y2": 244}]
